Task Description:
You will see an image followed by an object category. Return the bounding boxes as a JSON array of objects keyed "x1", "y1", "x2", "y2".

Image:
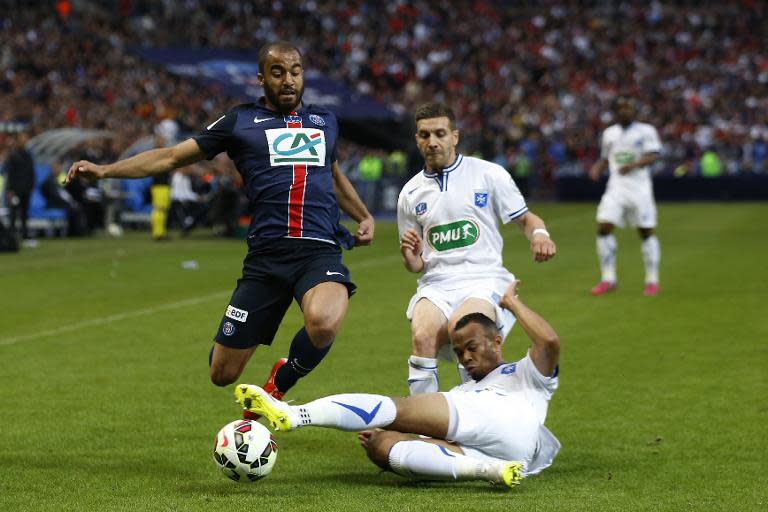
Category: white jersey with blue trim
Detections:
[
  {"x1": 600, "y1": 121, "x2": 662, "y2": 193},
  {"x1": 447, "y1": 351, "x2": 558, "y2": 425},
  {"x1": 448, "y1": 352, "x2": 561, "y2": 476},
  {"x1": 397, "y1": 154, "x2": 527, "y2": 285}
]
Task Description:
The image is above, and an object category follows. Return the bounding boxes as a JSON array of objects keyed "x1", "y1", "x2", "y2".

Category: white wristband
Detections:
[{"x1": 532, "y1": 228, "x2": 550, "y2": 238}]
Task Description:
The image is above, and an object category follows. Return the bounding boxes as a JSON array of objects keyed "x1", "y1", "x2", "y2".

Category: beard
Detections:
[{"x1": 263, "y1": 83, "x2": 304, "y2": 114}]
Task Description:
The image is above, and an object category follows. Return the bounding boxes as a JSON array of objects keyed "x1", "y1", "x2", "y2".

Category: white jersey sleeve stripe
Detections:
[{"x1": 507, "y1": 206, "x2": 529, "y2": 220}]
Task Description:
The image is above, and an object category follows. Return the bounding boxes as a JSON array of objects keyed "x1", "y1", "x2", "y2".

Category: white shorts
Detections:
[
  {"x1": 405, "y1": 275, "x2": 517, "y2": 342},
  {"x1": 443, "y1": 389, "x2": 539, "y2": 467},
  {"x1": 597, "y1": 186, "x2": 657, "y2": 228}
]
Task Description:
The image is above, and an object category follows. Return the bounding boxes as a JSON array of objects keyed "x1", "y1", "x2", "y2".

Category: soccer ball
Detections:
[
  {"x1": 106, "y1": 222, "x2": 123, "y2": 237},
  {"x1": 212, "y1": 419, "x2": 278, "y2": 482}
]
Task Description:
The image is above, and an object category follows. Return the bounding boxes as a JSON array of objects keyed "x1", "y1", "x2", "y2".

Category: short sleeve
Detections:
[
  {"x1": 397, "y1": 186, "x2": 419, "y2": 238},
  {"x1": 329, "y1": 114, "x2": 339, "y2": 163},
  {"x1": 191, "y1": 110, "x2": 238, "y2": 160},
  {"x1": 517, "y1": 352, "x2": 559, "y2": 395},
  {"x1": 599, "y1": 129, "x2": 610, "y2": 159},
  {"x1": 643, "y1": 125, "x2": 662, "y2": 154},
  {"x1": 489, "y1": 165, "x2": 528, "y2": 224}
]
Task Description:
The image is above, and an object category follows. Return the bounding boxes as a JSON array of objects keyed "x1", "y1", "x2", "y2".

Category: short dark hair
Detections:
[
  {"x1": 454, "y1": 312, "x2": 499, "y2": 338},
  {"x1": 258, "y1": 41, "x2": 302, "y2": 73},
  {"x1": 414, "y1": 102, "x2": 457, "y2": 129},
  {"x1": 612, "y1": 94, "x2": 635, "y2": 111}
]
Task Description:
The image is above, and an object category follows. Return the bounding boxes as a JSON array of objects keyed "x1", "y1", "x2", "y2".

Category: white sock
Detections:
[
  {"x1": 456, "y1": 363, "x2": 472, "y2": 384},
  {"x1": 408, "y1": 355, "x2": 438, "y2": 395},
  {"x1": 289, "y1": 394, "x2": 397, "y2": 431},
  {"x1": 641, "y1": 235, "x2": 660, "y2": 284},
  {"x1": 388, "y1": 440, "x2": 508, "y2": 483},
  {"x1": 596, "y1": 234, "x2": 617, "y2": 282}
]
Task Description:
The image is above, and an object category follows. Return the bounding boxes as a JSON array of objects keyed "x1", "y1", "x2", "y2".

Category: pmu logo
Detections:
[
  {"x1": 614, "y1": 150, "x2": 636, "y2": 165},
  {"x1": 266, "y1": 128, "x2": 326, "y2": 166},
  {"x1": 427, "y1": 219, "x2": 479, "y2": 251}
]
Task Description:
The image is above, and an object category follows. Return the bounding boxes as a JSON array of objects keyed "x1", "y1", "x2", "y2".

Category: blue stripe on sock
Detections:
[
  {"x1": 438, "y1": 446, "x2": 456, "y2": 458},
  {"x1": 332, "y1": 400, "x2": 382, "y2": 425}
]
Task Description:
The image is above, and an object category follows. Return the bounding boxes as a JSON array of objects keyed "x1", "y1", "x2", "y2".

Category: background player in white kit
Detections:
[
  {"x1": 397, "y1": 102, "x2": 556, "y2": 395},
  {"x1": 236, "y1": 280, "x2": 561, "y2": 487},
  {"x1": 588, "y1": 95, "x2": 663, "y2": 296}
]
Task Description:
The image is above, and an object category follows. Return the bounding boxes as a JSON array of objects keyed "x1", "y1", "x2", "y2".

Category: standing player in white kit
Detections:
[
  {"x1": 397, "y1": 102, "x2": 557, "y2": 395},
  {"x1": 588, "y1": 95, "x2": 663, "y2": 297}
]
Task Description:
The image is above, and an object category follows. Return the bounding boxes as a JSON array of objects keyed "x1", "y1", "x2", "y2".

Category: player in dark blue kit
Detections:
[{"x1": 66, "y1": 42, "x2": 375, "y2": 405}]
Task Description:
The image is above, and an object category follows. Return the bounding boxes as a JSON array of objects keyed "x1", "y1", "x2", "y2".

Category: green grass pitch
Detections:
[{"x1": 0, "y1": 202, "x2": 765, "y2": 512}]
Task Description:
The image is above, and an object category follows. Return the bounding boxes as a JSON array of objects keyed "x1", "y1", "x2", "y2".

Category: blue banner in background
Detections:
[{"x1": 133, "y1": 47, "x2": 397, "y2": 121}]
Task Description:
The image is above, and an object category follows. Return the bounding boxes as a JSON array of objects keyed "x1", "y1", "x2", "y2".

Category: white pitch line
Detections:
[
  {"x1": 0, "y1": 213, "x2": 579, "y2": 347},
  {"x1": 0, "y1": 291, "x2": 231, "y2": 346},
  {"x1": 0, "y1": 253, "x2": 405, "y2": 347}
]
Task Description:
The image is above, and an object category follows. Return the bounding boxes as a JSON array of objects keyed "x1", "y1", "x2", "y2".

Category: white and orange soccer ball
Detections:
[{"x1": 212, "y1": 419, "x2": 278, "y2": 482}]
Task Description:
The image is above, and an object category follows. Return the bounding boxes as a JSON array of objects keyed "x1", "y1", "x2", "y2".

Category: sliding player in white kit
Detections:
[
  {"x1": 397, "y1": 102, "x2": 556, "y2": 395},
  {"x1": 588, "y1": 95, "x2": 662, "y2": 297},
  {"x1": 235, "y1": 280, "x2": 561, "y2": 487}
]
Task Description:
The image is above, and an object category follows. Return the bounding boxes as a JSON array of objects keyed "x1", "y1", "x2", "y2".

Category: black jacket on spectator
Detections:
[
  {"x1": 3, "y1": 147, "x2": 35, "y2": 238},
  {"x1": 4, "y1": 147, "x2": 35, "y2": 195}
]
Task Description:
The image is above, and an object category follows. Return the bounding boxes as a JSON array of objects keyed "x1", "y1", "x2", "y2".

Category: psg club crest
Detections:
[
  {"x1": 222, "y1": 321, "x2": 236, "y2": 336},
  {"x1": 309, "y1": 114, "x2": 325, "y2": 126},
  {"x1": 474, "y1": 192, "x2": 488, "y2": 208},
  {"x1": 415, "y1": 202, "x2": 427, "y2": 215}
]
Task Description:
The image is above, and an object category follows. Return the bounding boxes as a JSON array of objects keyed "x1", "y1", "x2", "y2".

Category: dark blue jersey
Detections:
[{"x1": 192, "y1": 99, "x2": 354, "y2": 250}]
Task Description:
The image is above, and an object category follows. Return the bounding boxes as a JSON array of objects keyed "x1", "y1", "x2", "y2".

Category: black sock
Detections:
[{"x1": 274, "y1": 328, "x2": 332, "y2": 392}]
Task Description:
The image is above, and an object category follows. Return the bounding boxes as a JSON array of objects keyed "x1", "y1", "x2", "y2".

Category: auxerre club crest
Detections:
[
  {"x1": 265, "y1": 128, "x2": 327, "y2": 166},
  {"x1": 474, "y1": 192, "x2": 488, "y2": 207},
  {"x1": 427, "y1": 219, "x2": 480, "y2": 251}
]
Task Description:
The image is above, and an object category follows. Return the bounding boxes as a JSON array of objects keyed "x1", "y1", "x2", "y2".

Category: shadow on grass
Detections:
[{"x1": 179, "y1": 469, "x2": 524, "y2": 496}]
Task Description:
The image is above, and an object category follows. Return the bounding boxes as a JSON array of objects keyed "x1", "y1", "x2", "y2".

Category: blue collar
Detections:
[{"x1": 422, "y1": 153, "x2": 463, "y2": 178}]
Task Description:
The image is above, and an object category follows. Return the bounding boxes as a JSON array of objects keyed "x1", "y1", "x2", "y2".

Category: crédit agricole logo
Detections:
[{"x1": 266, "y1": 128, "x2": 326, "y2": 166}]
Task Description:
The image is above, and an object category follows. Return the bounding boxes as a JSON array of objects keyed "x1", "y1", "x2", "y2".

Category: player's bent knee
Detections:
[
  {"x1": 598, "y1": 224, "x2": 614, "y2": 236},
  {"x1": 638, "y1": 228, "x2": 654, "y2": 239},
  {"x1": 304, "y1": 322, "x2": 337, "y2": 348},
  {"x1": 365, "y1": 432, "x2": 406, "y2": 470}
]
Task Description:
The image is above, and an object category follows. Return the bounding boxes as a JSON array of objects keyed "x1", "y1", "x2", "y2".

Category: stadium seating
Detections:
[
  {"x1": 28, "y1": 164, "x2": 67, "y2": 236},
  {"x1": 120, "y1": 177, "x2": 153, "y2": 226}
]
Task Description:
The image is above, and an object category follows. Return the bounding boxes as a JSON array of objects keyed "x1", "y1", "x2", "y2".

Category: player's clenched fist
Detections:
[
  {"x1": 399, "y1": 228, "x2": 424, "y2": 273},
  {"x1": 354, "y1": 216, "x2": 375, "y2": 246},
  {"x1": 400, "y1": 228, "x2": 421, "y2": 254},
  {"x1": 66, "y1": 160, "x2": 106, "y2": 184},
  {"x1": 531, "y1": 234, "x2": 556, "y2": 262}
]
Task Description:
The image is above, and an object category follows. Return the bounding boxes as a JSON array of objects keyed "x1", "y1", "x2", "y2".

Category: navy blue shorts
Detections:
[{"x1": 214, "y1": 238, "x2": 356, "y2": 349}]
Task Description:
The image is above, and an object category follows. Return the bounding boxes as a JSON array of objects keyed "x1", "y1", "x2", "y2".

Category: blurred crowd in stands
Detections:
[{"x1": 1, "y1": 0, "x2": 767, "y2": 241}]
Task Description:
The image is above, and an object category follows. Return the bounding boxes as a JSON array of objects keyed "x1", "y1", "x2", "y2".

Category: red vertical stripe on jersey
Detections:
[
  {"x1": 288, "y1": 164, "x2": 308, "y2": 237},
  {"x1": 286, "y1": 115, "x2": 306, "y2": 237}
]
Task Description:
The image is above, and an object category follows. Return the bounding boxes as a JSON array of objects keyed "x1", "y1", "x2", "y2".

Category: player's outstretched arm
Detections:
[
  {"x1": 499, "y1": 280, "x2": 559, "y2": 377},
  {"x1": 514, "y1": 211, "x2": 556, "y2": 263},
  {"x1": 65, "y1": 138, "x2": 206, "y2": 184},
  {"x1": 331, "y1": 161, "x2": 374, "y2": 246}
]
